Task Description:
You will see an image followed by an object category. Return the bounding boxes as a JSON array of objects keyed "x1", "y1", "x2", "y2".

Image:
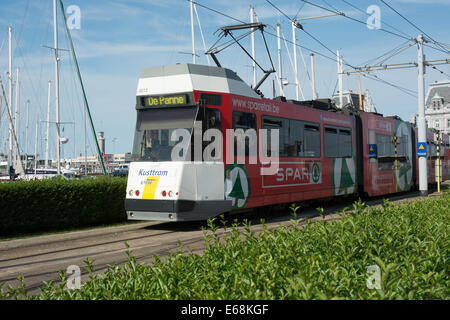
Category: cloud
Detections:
[{"x1": 71, "y1": 39, "x2": 190, "y2": 60}]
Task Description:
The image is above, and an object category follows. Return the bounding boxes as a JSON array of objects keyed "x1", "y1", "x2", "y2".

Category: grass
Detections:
[{"x1": 1, "y1": 191, "x2": 449, "y2": 300}]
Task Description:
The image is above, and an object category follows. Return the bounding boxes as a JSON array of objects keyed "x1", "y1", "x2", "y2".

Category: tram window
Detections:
[
  {"x1": 262, "y1": 116, "x2": 289, "y2": 157},
  {"x1": 197, "y1": 107, "x2": 221, "y2": 130},
  {"x1": 200, "y1": 93, "x2": 222, "y2": 106},
  {"x1": 397, "y1": 136, "x2": 410, "y2": 159},
  {"x1": 261, "y1": 116, "x2": 320, "y2": 158},
  {"x1": 232, "y1": 111, "x2": 257, "y2": 157},
  {"x1": 376, "y1": 134, "x2": 394, "y2": 157},
  {"x1": 397, "y1": 136, "x2": 407, "y2": 157},
  {"x1": 289, "y1": 120, "x2": 303, "y2": 157},
  {"x1": 132, "y1": 107, "x2": 198, "y2": 162},
  {"x1": 232, "y1": 111, "x2": 256, "y2": 130},
  {"x1": 338, "y1": 129, "x2": 352, "y2": 157},
  {"x1": 324, "y1": 127, "x2": 352, "y2": 158},
  {"x1": 324, "y1": 127, "x2": 338, "y2": 157},
  {"x1": 195, "y1": 107, "x2": 222, "y2": 160},
  {"x1": 303, "y1": 124, "x2": 321, "y2": 157}
]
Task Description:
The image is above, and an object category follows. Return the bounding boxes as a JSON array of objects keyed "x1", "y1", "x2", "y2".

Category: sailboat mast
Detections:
[
  {"x1": 53, "y1": 0, "x2": 61, "y2": 175},
  {"x1": 14, "y1": 68, "x2": 20, "y2": 166},
  {"x1": 190, "y1": 0, "x2": 195, "y2": 64},
  {"x1": 58, "y1": 0, "x2": 107, "y2": 175},
  {"x1": 8, "y1": 26, "x2": 13, "y2": 170},
  {"x1": 34, "y1": 118, "x2": 38, "y2": 177},
  {"x1": 45, "y1": 80, "x2": 51, "y2": 167},
  {"x1": 25, "y1": 99, "x2": 29, "y2": 159}
]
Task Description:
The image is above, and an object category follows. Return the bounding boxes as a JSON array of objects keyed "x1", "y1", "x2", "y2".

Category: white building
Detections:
[{"x1": 424, "y1": 79, "x2": 450, "y2": 135}]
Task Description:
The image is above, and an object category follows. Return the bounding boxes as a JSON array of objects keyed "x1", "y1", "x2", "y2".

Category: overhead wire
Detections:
[
  {"x1": 379, "y1": 0, "x2": 450, "y2": 55},
  {"x1": 299, "y1": 0, "x2": 449, "y2": 55},
  {"x1": 193, "y1": 0, "x2": 419, "y2": 99},
  {"x1": 428, "y1": 65, "x2": 450, "y2": 78},
  {"x1": 264, "y1": 0, "x2": 418, "y2": 98},
  {"x1": 297, "y1": 0, "x2": 413, "y2": 41},
  {"x1": 340, "y1": 0, "x2": 411, "y2": 39},
  {"x1": 357, "y1": 40, "x2": 411, "y2": 67}
]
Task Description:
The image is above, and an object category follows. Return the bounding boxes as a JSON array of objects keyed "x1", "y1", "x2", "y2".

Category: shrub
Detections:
[
  {"x1": 0, "y1": 177, "x2": 127, "y2": 237},
  {"x1": 2, "y1": 192, "x2": 448, "y2": 300}
]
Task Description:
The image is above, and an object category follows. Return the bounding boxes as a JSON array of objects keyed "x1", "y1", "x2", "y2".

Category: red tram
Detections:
[{"x1": 125, "y1": 64, "x2": 448, "y2": 221}]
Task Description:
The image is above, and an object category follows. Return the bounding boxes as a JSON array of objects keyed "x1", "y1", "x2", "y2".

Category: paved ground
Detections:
[{"x1": 0, "y1": 184, "x2": 446, "y2": 296}]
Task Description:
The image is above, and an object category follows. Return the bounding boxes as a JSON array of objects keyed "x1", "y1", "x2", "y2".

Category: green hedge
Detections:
[
  {"x1": 0, "y1": 177, "x2": 127, "y2": 237},
  {"x1": 3, "y1": 192, "x2": 448, "y2": 300}
]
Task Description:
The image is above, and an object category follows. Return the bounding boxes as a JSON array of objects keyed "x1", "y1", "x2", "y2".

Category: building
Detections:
[
  {"x1": 424, "y1": 79, "x2": 450, "y2": 135},
  {"x1": 331, "y1": 90, "x2": 377, "y2": 113},
  {"x1": 69, "y1": 152, "x2": 131, "y2": 174}
]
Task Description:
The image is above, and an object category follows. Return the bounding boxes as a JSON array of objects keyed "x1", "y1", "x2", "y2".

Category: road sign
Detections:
[
  {"x1": 417, "y1": 142, "x2": 427, "y2": 157},
  {"x1": 368, "y1": 144, "x2": 377, "y2": 158}
]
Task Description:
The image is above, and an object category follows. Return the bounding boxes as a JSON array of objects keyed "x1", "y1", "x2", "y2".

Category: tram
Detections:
[{"x1": 124, "y1": 63, "x2": 449, "y2": 221}]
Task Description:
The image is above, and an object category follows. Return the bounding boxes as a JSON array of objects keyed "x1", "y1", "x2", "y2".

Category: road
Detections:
[{"x1": 0, "y1": 185, "x2": 446, "y2": 296}]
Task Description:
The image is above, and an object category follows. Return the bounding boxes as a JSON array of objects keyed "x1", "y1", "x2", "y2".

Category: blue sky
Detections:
[{"x1": 0, "y1": 0, "x2": 449, "y2": 158}]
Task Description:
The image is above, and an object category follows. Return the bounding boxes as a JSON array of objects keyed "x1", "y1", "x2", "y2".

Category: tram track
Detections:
[{"x1": 0, "y1": 184, "x2": 446, "y2": 296}]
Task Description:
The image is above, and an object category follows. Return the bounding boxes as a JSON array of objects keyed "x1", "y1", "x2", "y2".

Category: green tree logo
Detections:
[
  {"x1": 225, "y1": 164, "x2": 251, "y2": 209},
  {"x1": 311, "y1": 163, "x2": 321, "y2": 183}
]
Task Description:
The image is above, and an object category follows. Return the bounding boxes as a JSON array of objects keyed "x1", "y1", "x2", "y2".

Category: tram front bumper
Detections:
[{"x1": 124, "y1": 199, "x2": 232, "y2": 221}]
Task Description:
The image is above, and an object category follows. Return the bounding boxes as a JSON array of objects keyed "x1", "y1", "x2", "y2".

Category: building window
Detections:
[
  {"x1": 431, "y1": 98, "x2": 444, "y2": 110},
  {"x1": 435, "y1": 120, "x2": 440, "y2": 128},
  {"x1": 447, "y1": 118, "x2": 450, "y2": 128}
]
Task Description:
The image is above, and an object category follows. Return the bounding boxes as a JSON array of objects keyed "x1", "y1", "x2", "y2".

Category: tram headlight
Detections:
[
  {"x1": 168, "y1": 191, "x2": 174, "y2": 198},
  {"x1": 128, "y1": 189, "x2": 134, "y2": 196}
]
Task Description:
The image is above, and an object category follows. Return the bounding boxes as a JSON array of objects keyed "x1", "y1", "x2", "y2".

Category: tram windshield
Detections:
[
  {"x1": 131, "y1": 107, "x2": 198, "y2": 161},
  {"x1": 131, "y1": 105, "x2": 222, "y2": 162}
]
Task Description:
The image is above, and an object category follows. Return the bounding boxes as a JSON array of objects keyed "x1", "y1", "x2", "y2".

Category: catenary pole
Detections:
[
  {"x1": 250, "y1": 6, "x2": 256, "y2": 88},
  {"x1": 417, "y1": 34, "x2": 428, "y2": 195},
  {"x1": 310, "y1": 53, "x2": 317, "y2": 100},
  {"x1": 337, "y1": 50, "x2": 343, "y2": 108},
  {"x1": 276, "y1": 23, "x2": 284, "y2": 96}
]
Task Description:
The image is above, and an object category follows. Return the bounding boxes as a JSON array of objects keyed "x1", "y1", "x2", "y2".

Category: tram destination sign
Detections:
[{"x1": 142, "y1": 94, "x2": 190, "y2": 108}]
